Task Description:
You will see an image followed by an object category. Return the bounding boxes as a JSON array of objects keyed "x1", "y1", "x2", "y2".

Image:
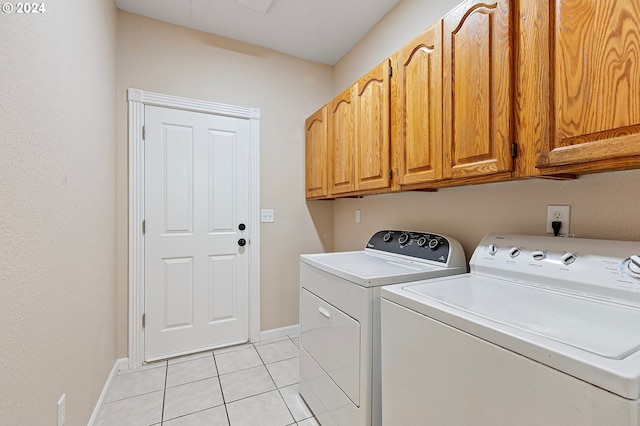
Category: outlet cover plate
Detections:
[
  {"x1": 261, "y1": 209, "x2": 274, "y2": 223},
  {"x1": 546, "y1": 205, "x2": 570, "y2": 235}
]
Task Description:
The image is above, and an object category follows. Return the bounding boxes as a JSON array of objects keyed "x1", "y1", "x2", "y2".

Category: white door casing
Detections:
[{"x1": 128, "y1": 89, "x2": 260, "y2": 368}]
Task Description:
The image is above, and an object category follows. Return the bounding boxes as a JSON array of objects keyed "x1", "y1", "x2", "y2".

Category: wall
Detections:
[
  {"x1": 335, "y1": 0, "x2": 461, "y2": 91},
  {"x1": 332, "y1": 0, "x2": 640, "y2": 255},
  {"x1": 0, "y1": 0, "x2": 118, "y2": 424},
  {"x1": 333, "y1": 171, "x2": 640, "y2": 257},
  {"x1": 116, "y1": 12, "x2": 334, "y2": 355}
]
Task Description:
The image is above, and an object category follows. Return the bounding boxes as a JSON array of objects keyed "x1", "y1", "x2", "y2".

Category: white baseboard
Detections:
[
  {"x1": 87, "y1": 358, "x2": 128, "y2": 426},
  {"x1": 259, "y1": 324, "x2": 300, "y2": 342}
]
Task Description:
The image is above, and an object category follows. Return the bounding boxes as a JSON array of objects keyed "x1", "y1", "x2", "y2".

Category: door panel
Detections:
[
  {"x1": 144, "y1": 105, "x2": 249, "y2": 361},
  {"x1": 355, "y1": 60, "x2": 391, "y2": 191},
  {"x1": 305, "y1": 106, "x2": 328, "y2": 199},
  {"x1": 541, "y1": 0, "x2": 640, "y2": 167},
  {"x1": 163, "y1": 257, "x2": 194, "y2": 329},
  {"x1": 329, "y1": 88, "x2": 355, "y2": 195},
  {"x1": 393, "y1": 21, "x2": 443, "y2": 186},
  {"x1": 443, "y1": 0, "x2": 513, "y2": 179},
  {"x1": 163, "y1": 125, "x2": 194, "y2": 233}
]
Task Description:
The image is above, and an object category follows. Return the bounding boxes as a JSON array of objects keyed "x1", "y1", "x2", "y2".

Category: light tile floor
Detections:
[{"x1": 96, "y1": 334, "x2": 318, "y2": 426}]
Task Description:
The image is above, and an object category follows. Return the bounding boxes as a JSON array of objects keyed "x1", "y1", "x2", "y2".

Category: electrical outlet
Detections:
[
  {"x1": 260, "y1": 209, "x2": 274, "y2": 223},
  {"x1": 546, "y1": 205, "x2": 570, "y2": 235},
  {"x1": 355, "y1": 209, "x2": 361, "y2": 223},
  {"x1": 57, "y1": 394, "x2": 66, "y2": 426}
]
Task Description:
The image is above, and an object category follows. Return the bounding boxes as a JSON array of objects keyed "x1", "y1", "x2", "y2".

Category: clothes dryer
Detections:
[{"x1": 299, "y1": 230, "x2": 467, "y2": 426}]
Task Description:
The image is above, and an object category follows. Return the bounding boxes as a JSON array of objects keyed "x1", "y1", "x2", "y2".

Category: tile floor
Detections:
[{"x1": 95, "y1": 334, "x2": 318, "y2": 426}]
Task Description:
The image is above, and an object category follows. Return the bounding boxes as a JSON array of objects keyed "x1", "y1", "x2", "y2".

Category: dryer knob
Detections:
[
  {"x1": 398, "y1": 233, "x2": 410, "y2": 245},
  {"x1": 417, "y1": 236, "x2": 428, "y2": 247},
  {"x1": 383, "y1": 232, "x2": 393, "y2": 242},
  {"x1": 509, "y1": 247, "x2": 521, "y2": 258},
  {"x1": 488, "y1": 244, "x2": 498, "y2": 255},
  {"x1": 428, "y1": 239, "x2": 439, "y2": 250}
]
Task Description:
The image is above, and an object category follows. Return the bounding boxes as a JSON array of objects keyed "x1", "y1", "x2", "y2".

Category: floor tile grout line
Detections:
[
  {"x1": 160, "y1": 360, "x2": 168, "y2": 424},
  {"x1": 212, "y1": 349, "x2": 233, "y2": 425},
  {"x1": 165, "y1": 373, "x2": 220, "y2": 390},
  {"x1": 260, "y1": 349, "x2": 298, "y2": 425},
  {"x1": 102, "y1": 387, "x2": 166, "y2": 405}
]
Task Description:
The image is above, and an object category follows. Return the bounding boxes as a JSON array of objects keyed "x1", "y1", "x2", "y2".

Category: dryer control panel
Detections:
[{"x1": 366, "y1": 230, "x2": 455, "y2": 264}]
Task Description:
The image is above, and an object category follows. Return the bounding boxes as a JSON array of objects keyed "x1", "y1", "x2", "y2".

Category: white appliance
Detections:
[
  {"x1": 299, "y1": 230, "x2": 467, "y2": 426},
  {"x1": 381, "y1": 233, "x2": 640, "y2": 425}
]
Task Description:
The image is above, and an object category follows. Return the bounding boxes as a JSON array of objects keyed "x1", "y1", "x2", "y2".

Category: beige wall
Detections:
[
  {"x1": 0, "y1": 0, "x2": 118, "y2": 424},
  {"x1": 115, "y1": 12, "x2": 334, "y2": 355},
  {"x1": 332, "y1": 0, "x2": 640, "y2": 256},
  {"x1": 333, "y1": 171, "x2": 640, "y2": 258},
  {"x1": 335, "y1": 0, "x2": 461, "y2": 91}
]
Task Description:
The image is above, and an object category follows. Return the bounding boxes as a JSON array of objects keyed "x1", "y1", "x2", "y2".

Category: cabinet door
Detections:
[
  {"x1": 393, "y1": 21, "x2": 443, "y2": 187},
  {"x1": 329, "y1": 87, "x2": 356, "y2": 195},
  {"x1": 305, "y1": 106, "x2": 328, "y2": 199},
  {"x1": 443, "y1": 0, "x2": 513, "y2": 179},
  {"x1": 355, "y1": 59, "x2": 392, "y2": 192},
  {"x1": 538, "y1": 0, "x2": 640, "y2": 171}
]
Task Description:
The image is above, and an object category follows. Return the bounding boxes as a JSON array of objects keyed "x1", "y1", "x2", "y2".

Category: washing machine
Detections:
[
  {"x1": 298, "y1": 230, "x2": 467, "y2": 426},
  {"x1": 381, "y1": 233, "x2": 640, "y2": 425}
]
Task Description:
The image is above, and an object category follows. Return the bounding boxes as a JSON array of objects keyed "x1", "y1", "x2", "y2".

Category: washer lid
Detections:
[
  {"x1": 300, "y1": 251, "x2": 464, "y2": 287},
  {"x1": 405, "y1": 276, "x2": 640, "y2": 360}
]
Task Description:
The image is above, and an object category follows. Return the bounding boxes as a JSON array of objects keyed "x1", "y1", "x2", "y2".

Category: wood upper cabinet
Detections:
[
  {"x1": 328, "y1": 86, "x2": 355, "y2": 195},
  {"x1": 442, "y1": 0, "x2": 514, "y2": 180},
  {"x1": 304, "y1": 106, "x2": 328, "y2": 199},
  {"x1": 392, "y1": 21, "x2": 444, "y2": 188},
  {"x1": 354, "y1": 59, "x2": 392, "y2": 192},
  {"x1": 536, "y1": 0, "x2": 640, "y2": 173}
]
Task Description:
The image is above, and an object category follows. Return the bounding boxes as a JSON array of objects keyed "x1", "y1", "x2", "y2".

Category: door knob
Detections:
[{"x1": 238, "y1": 238, "x2": 247, "y2": 247}]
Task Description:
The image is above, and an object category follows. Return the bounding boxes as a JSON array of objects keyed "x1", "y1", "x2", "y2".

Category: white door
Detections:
[{"x1": 144, "y1": 105, "x2": 250, "y2": 361}]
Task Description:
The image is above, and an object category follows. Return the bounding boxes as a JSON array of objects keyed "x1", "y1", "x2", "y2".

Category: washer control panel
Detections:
[
  {"x1": 472, "y1": 233, "x2": 640, "y2": 303},
  {"x1": 366, "y1": 230, "x2": 453, "y2": 263}
]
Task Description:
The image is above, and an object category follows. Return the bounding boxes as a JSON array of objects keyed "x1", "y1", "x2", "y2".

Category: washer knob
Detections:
[
  {"x1": 428, "y1": 239, "x2": 439, "y2": 250},
  {"x1": 509, "y1": 247, "x2": 521, "y2": 258},
  {"x1": 561, "y1": 252, "x2": 577, "y2": 265},
  {"x1": 398, "y1": 233, "x2": 410, "y2": 245},
  {"x1": 383, "y1": 232, "x2": 393, "y2": 242},
  {"x1": 417, "y1": 236, "x2": 428, "y2": 247},
  {"x1": 488, "y1": 244, "x2": 498, "y2": 255},
  {"x1": 532, "y1": 250, "x2": 546, "y2": 261},
  {"x1": 627, "y1": 255, "x2": 640, "y2": 278}
]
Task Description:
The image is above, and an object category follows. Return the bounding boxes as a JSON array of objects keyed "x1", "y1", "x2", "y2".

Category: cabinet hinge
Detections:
[
  {"x1": 389, "y1": 169, "x2": 393, "y2": 179},
  {"x1": 388, "y1": 65, "x2": 393, "y2": 77},
  {"x1": 511, "y1": 143, "x2": 518, "y2": 159},
  {"x1": 142, "y1": 220, "x2": 146, "y2": 235},
  {"x1": 142, "y1": 313, "x2": 146, "y2": 328},
  {"x1": 142, "y1": 126, "x2": 146, "y2": 140}
]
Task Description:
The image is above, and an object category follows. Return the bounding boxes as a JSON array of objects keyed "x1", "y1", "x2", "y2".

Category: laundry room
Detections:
[{"x1": 2, "y1": 0, "x2": 640, "y2": 424}]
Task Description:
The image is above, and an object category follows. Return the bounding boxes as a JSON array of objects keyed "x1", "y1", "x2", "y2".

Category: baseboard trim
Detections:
[
  {"x1": 259, "y1": 324, "x2": 300, "y2": 342},
  {"x1": 87, "y1": 357, "x2": 128, "y2": 425}
]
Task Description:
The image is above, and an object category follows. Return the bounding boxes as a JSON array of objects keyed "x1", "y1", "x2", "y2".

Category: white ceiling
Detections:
[{"x1": 115, "y1": 0, "x2": 401, "y2": 65}]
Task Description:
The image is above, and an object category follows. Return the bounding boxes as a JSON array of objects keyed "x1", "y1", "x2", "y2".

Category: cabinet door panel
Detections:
[
  {"x1": 541, "y1": 0, "x2": 640, "y2": 167},
  {"x1": 355, "y1": 60, "x2": 391, "y2": 191},
  {"x1": 443, "y1": 0, "x2": 513, "y2": 179},
  {"x1": 394, "y1": 21, "x2": 443, "y2": 186},
  {"x1": 305, "y1": 106, "x2": 328, "y2": 199},
  {"x1": 329, "y1": 87, "x2": 355, "y2": 195}
]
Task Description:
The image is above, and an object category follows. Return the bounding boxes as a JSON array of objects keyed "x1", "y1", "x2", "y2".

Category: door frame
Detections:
[{"x1": 127, "y1": 88, "x2": 261, "y2": 368}]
